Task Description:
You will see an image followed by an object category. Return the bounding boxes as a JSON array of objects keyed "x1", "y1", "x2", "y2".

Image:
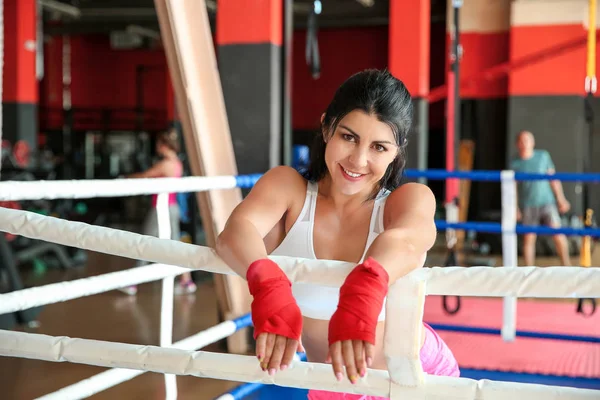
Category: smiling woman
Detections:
[
  {"x1": 216, "y1": 69, "x2": 456, "y2": 400},
  {"x1": 307, "y1": 69, "x2": 413, "y2": 200}
]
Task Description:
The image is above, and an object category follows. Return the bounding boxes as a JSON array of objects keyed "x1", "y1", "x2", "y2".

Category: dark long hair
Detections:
[
  {"x1": 157, "y1": 128, "x2": 180, "y2": 153},
  {"x1": 304, "y1": 69, "x2": 413, "y2": 199}
]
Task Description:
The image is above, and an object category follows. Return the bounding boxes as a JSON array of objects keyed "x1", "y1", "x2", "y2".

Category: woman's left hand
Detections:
[
  {"x1": 326, "y1": 339, "x2": 375, "y2": 383},
  {"x1": 326, "y1": 258, "x2": 389, "y2": 384}
]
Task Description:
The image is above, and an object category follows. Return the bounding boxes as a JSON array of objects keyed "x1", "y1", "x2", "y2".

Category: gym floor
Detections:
[{"x1": 2, "y1": 239, "x2": 597, "y2": 400}]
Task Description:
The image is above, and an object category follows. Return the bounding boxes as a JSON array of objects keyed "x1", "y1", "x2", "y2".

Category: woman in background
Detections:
[{"x1": 120, "y1": 128, "x2": 196, "y2": 295}]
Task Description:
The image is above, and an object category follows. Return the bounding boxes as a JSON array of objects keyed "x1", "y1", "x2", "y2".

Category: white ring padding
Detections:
[
  {"x1": 384, "y1": 276, "x2": 425, "y2": 388},
  {"x1": 0, "y1": 207, "x2": 599, "y2": 299},
  {"x1": 1, "y1": 330, "x2": 598, "y2": 400},
  {"x1": 500, "y1": 170, "x2": 518, "y2": 342},
  {"x1": 500, "y1": 170, "x2": 517, "y2": 233},
  {"x1": 0, "y1": 175, "x2": 238, "y2": 201},
  {"x1": 0, "y1": 263, "x2": 187, "y2": 314},
  {"x1": 35, "y1": 319, "x2": 239, "y2": 400}
]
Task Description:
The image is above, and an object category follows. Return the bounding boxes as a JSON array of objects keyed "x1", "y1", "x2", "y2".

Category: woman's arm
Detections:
[
  {"x1": 217, "y1": 167, "x2": 305, "y2": 372},
  {"x1": 328, "y1": 183, "x2": 437, "y2": 382},
  {"x1": 127, "y1": 160, "x2": 170, "y2": 179},
  {"x1": 216, "y1": 166, "x2": 300, "y2": 278},
  {"x1": 364, "y1": 182, "x2": 437, "y2": 283}
]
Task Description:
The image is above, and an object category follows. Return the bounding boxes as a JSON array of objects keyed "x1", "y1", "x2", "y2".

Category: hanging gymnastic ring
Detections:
[{"x1": 442, "y1": 295, "x2": 461, "y2": 315}]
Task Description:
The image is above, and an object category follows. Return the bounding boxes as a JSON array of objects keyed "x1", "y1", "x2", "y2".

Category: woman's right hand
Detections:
[
  {"x1": 246, "y1": 258, "x2": 304, "y2": 374},
  {"x1": 256, "y1": 333, "x2": 305, "y2": 374}
]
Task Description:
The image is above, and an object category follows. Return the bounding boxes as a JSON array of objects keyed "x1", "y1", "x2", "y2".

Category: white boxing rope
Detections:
[
  {"x1": 1, "y1": 207, "x2": 600, "y2": 299},
  {"x1": 501, "y1": 170, "x2": 518, "y2": 342},
  {"x1": 0, "y1": 263, "x2": 187, "y2": 315},
  {"x1": 0, "y1": 175, "x2": 239, "y2": 201},
  {"x1": 1, "y1": 329, "x2": 598, "y2": 400},
  {"x1": 0, "y1": 206, "x2": 223, "y2": 274},
  {"x1": 36, "y1": 319, "x2": 240, "y2": 400}
]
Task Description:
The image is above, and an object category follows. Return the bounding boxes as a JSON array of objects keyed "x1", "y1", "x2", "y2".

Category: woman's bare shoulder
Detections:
[
  {"x1": 255, "y1": 166, "x2": 308, "y2": 193},
  {"x1": 384, "y1": 182, "x2": 436, "y2": 219}
]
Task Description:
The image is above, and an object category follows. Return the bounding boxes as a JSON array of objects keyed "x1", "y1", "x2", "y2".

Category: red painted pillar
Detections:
[
  {"x1": 3, "y1": 0, "x2": 38, "y2": 151},
  {"x1": 166, "y1": 72, "x2": 176, "y2": 126},
  {"x1": 388, "y1": 0, "x2": 430, "y2": 174}
]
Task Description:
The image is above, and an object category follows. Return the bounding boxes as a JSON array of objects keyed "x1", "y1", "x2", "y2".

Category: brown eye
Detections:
[
  {"x1": 373, "y1": 144, "x2": 386, "y2": 152},
  {"x1": 341, "y1": 133, "x2": 355, "y2": 142}
]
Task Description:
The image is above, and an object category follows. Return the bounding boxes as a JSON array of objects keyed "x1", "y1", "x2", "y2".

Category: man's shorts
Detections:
[{"x1": 522, "y1": 204, "x2": 561, "y2": 227}]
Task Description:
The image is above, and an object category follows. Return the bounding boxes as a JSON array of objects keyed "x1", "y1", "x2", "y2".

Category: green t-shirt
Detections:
[{"x1": 510, "y1": 149, "x2": 556, "y2": 208}]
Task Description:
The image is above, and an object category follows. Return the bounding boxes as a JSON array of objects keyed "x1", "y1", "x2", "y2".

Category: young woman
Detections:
[
  {"x1": 216, "y1": 70, "x2": 459, "y2": 400},
  {"x1": 121, "y1": 129, "x2": 196, "y2": 296}
]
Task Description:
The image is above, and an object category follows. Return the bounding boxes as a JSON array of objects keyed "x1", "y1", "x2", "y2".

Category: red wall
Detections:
[
  {"x1": 509, "y1": 25, "x2": 590, "y2": 96},
  {"x1": 39, "y1": 28, "x2": 391, "y2": 132},
  {"x1": 447, "y1": 32, "x2": 510, "y2": 99},
  {"x1": 40, "y1": 35, "x2": 169, "y2": 131},
  {"x1": 70, "y1": 36, "x2": 167, "y2": 109},
  {"x1": 39, "y1": 25, "x2": 452, "y2": 133},
  {"x1": 292, "y1": 27, "x2": 389, "y2": 130}
]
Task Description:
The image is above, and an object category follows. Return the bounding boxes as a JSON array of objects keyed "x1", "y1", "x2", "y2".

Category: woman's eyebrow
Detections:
[
  {"x1": 339, "y1": 124, "x2": 395, "y2": 145},
  {"x1": 339, "y1": 124, "x2": 360, "y2": 137}
]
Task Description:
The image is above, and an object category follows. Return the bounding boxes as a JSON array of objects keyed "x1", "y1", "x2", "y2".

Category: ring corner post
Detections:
[{"x1": 155, "y1": 0, "x2": 252, "y2": 354}]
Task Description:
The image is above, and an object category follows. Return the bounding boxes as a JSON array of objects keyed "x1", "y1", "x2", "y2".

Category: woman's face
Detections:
[{"x1": 324, "y1": 110, "x2": 398, "y2": 197}]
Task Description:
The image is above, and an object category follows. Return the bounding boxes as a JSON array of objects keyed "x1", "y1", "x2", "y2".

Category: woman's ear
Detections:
[
  {"x1": 321, "y1": 114, "x2": 329, "y2": 143},
  {"x1": 322, "y1": 129, "x2": 330, "y2": 144}
]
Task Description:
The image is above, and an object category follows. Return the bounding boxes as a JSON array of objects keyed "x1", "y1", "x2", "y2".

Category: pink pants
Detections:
[{"x1": 307, "y1": 323, "x2": 459, "y2": 400}]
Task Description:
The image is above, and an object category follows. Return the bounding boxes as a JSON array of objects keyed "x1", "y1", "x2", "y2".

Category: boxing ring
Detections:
[{"x1": 0, "y1": 170, "x2": 599, "y2": 399}]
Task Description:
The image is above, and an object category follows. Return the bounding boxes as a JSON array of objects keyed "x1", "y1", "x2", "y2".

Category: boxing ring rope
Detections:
[
  {"x1": 1, "y1": 169, "x2": 598, "y2": 399},
  {"x1": 406, "y1": 169, "x2": 600, "y2": 343},
  {"x1": 0, "y1": 174, "x2": 256, "y2": 400},
  {"x1": 0, "y1": 211, "x2": 598, "y2": 399},
  {"x1": 1, "y1": 210, "x2": 599, "y2": 309},
  {"x1": 34, "y1": 315, "x2": 252, "y2": 400},
  {"x1": 0, "y1": 262, "x2": 187, "y2": 314},
  {"x1": 2, "y1": 206, "x2": 600, "y2": 299},
  {"x1": 3, "y1": 328, "x2": 598, "y2": 400},
  {"x1": 0, "y1": 174, "x2": 261, "y2": 201},
  {"x1": 4, "y1": 169, "x2": 598, "y2": 344}
]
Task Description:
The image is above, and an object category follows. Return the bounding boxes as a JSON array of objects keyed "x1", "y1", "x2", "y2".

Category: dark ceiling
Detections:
[{"x1": 41, "y1": 0, "x2": 447, "y2": 36}]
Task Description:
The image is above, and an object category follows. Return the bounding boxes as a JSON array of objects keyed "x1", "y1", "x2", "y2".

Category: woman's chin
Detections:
[{"x1": 333, "y1": 179, "x2": 369, "y2": 196}]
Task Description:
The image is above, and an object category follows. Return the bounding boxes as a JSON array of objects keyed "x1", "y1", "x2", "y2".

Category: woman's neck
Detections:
[{"x1": 318, "y1": 175, "x2": 375, "y2": 213}]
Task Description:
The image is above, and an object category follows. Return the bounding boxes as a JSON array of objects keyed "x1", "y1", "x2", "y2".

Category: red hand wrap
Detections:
[
  {"x1": 246, "y1": 258, "x2": 302, "y2": 341},
  {"x1": 328, "y1": 257, "x2": 389, "y2": 346}
]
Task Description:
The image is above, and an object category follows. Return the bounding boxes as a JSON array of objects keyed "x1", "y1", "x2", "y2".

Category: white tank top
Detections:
[{"x1": 270, "y1": 180, "x2": 389, "y2": 321}]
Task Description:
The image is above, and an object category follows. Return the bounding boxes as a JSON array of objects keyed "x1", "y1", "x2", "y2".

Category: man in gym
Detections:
[{"x1": 511, "y1": 130, "x2": 571, "y2": 267}]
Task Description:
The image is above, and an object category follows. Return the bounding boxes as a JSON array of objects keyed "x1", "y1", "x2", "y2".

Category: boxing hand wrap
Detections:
[
  {"x1": 246, "y1": 258, "x2": 302, "y2": 341},
  {"x1": 328, "y1": 257, "x2": 389, "y2": 346}
]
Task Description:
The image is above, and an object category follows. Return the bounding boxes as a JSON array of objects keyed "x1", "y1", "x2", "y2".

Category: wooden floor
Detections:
[
  {"x1": 1, "y1": 251, "x2": 243, "y2": 400},
  {"x1": 2, "y1": 239, "x2": 598, "y2": 400}
]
